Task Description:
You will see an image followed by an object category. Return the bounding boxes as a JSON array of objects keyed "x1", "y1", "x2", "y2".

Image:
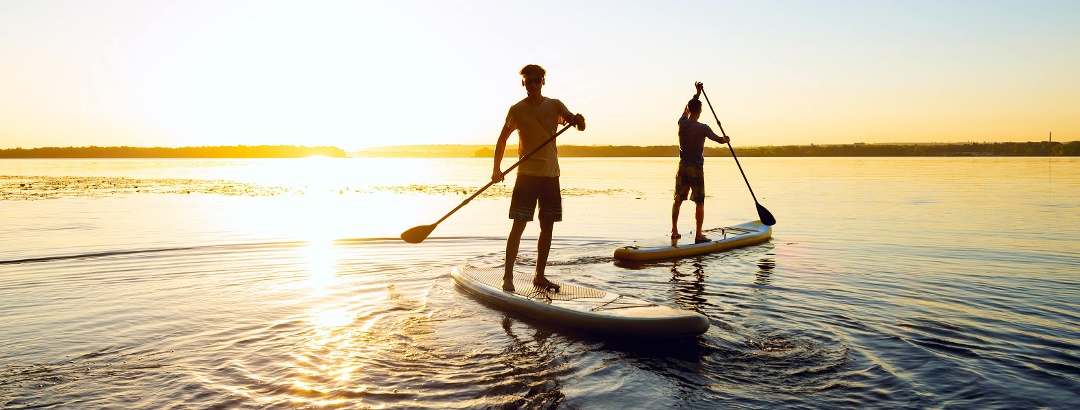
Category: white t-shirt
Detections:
[{"x1": 503, "y1": 97, "x2": 573, "y2": 177}]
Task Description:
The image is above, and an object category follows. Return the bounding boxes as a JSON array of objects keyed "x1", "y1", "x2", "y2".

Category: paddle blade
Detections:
[
  {"x1": 756, "y1": 203, "x2": 777, "y2": 226},
  {"x1": 401, "y1": 224, "x2": 437, "y2": 244}
]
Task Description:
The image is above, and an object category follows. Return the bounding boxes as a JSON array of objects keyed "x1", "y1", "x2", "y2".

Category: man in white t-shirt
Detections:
[{"x1": 491, "y1": 64, "x2": 585, "y2": 292}]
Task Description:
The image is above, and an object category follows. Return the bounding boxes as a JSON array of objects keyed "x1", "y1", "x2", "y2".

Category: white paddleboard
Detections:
[
  {"x1": 451, "y1": 266, "x2": 709, "y2": 337},
  {"x1": 613, "y1": 220, "x2": 772, "y2": 261}
]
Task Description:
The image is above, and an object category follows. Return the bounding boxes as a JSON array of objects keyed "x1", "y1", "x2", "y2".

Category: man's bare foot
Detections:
[
  {"x1": 501, "y1": 276, "x2": 515, "y2": 292},
  {"x1": 695, "y1": 236, "x2": 711, "y2": 244},
  {"x1": 532, "y1": 276, "x2": 560, "y2": 292},
  {"x1": 671, "y1": 232, "x2": 682, "y2": 239}
]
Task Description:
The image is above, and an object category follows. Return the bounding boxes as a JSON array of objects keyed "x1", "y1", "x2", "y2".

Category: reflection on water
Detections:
[
  {"x1": 497, "y1": 316, "x2": 566, "y2": 408},
  {"x1": 669, "y1": 259, "x2": 710, "y2": 312},
  {"x1": 755, "y1": 256, "x2": 775, "y2": 286}
]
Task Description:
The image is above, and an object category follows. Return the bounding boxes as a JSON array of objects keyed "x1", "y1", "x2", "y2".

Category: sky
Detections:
[{"x1": 1, "y1": 0, "x2": 1078, "y2": 151}]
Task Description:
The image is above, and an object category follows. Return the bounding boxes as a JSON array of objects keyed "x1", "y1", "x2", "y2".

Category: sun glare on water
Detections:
[
  {"x1": 303, "y1": 238, "x2": 341, "y2": 292},
  {"x1": 205, "y1": 157, "x2": 414, "y2": 240},
  {"x1": 312, "y1": 308, "x2": 353, "y2": 328}
]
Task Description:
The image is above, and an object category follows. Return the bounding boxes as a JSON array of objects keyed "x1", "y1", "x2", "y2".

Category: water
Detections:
[{"x1": 1, "y1": 157, "x2": 1078, "y2": 409}]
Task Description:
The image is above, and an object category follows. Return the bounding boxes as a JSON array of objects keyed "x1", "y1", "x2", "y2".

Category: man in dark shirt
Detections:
[{"x1": 672, "y1": 82, "x2": 730, "y2": 243}]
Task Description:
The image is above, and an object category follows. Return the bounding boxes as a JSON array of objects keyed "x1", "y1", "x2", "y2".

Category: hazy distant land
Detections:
[
  {"x1": 2, "y1": 142, "x2": 1077, "y2": 158},
  {"x1": 0, "y1": 145, "x2": 348, "y2": 158},
  {"x1": 354, "y1": 141, "x2": 1079, "y2": 158}
]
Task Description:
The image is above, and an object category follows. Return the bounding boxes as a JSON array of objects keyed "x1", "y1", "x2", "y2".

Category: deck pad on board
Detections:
[
  {"x1": 452, "y1": 266, "x2": 709, "y2": 336},
  {"x1": 464, "y1": 267, "x2": 610, "y2": 302}
]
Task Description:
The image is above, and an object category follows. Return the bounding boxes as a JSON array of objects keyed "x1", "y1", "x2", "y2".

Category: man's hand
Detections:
[
  {"x1": 719, "y1": 135, "x2": 731, "y2": 144},
  {"x1": 694, "y1": 82, "x2": 704, "y2": 98},
  {"x1": 491, "y1": 169, "x2": 504, "y2": 183},
  {"x1": 572, "y1": 113, "x2": 586, "y2": 131}
]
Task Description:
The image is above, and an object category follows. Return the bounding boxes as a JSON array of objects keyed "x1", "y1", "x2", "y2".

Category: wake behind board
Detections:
[
  {"x1": 613, "y1": 220, "x2": 772, "y2": 261},
  {"x1": 451, "y1": 266, "x2": 709, "y2": 337}
]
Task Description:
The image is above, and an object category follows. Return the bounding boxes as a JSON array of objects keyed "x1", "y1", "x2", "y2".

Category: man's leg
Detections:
[
  {"x1": 533, "y1": 175, "x2": 565, "y2": 291},
  {"x1": 695, "y1": 201, "x2": 707, "y2": 241},
  {"x1": 672, "y1": 185, "x2": 689, "y2": 238},
  {"x1": 671, "y1": 199, "x2": 683, "y2": 237},
  {"x1": 533, "y1": 175, "x2": 561, "y2": 290},
  {"x1": 689, "y1": 168, "x2": 707, "y2": 242},
  {"x1": 503, "y1": 219, "x2": 528, "y2": 291},
  {"x1": 534, "y1": 219, "x2": 554, "y2": 285}
]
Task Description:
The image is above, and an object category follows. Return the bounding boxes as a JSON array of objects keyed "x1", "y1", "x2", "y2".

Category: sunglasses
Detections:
[{"x1": 525, "y1": 78, "x2": 544, "y2": 85}]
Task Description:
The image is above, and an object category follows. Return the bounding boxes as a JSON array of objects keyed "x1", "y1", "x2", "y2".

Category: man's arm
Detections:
[
  {"x1": 571, "y1": 113, "x2": 586, "y2": 131},
  {"x1": 695, "y1": 82, "x2": 730, "y2": 144},
  {"x1": 682, "y1": 82, "x2": 704, "y2": 119},
  {"x1": 709, "y1": 134, "x2": 730, "y2": 144},
  {"x1": 492, "y1": 125, "x2": 514, "y2": 183},
  {"x1": 556, "y1": 100, "x2": 586, "y2": 131},
  {"x1": 707, "y1": 127, "x2": 730, "y2": 144}
]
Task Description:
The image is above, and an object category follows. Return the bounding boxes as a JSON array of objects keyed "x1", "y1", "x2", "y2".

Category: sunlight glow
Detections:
[
  {"x1": 333, "y1": 365, "x2": 360, "y2": 382},
  {"x1": 4, "y1": 2, "x2": 1075, "y2": 150},
  {"x1": 303, "y1": 239, "x2": 340, "y2": 293},
  {"x1": 312, "y1": 309, "x2": 353, "y2": 328},
  {"x1": 203, "y1": 157, "x2": 445, "y2": 241}
]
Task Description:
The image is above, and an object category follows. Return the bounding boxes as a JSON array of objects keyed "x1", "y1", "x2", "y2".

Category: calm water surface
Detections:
[{"x1": 1, "y1": 157, "x2": 1078, "y2": 409}]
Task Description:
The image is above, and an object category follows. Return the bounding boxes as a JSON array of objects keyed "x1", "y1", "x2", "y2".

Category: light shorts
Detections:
[
  {"x1": 674, "y1": 164, "x2": 706, "y2": 204},
  {"x1": 509, "y1": 174, "x2": 562, "y2": 222}
]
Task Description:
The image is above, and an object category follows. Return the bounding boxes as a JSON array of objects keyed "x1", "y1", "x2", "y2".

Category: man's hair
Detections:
[
  {"x1": 520, "y1": 64, "x2": 546, "y2": 78},
  {"x1": 687, "y1": 99, "x2": 702, "y2": 113}
]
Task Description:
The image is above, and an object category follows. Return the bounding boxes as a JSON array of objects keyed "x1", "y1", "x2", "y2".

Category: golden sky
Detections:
[{"x1": 1, "y1": 0, "x2": 1077, "y2": 150}]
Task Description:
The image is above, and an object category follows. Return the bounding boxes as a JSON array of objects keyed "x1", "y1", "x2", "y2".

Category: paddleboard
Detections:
[
  {"x1": 613, "y1": 220, "x2": 772, "y2": 261},
  {"x1": 451, "y1": 266, "x2": 709, "y2": 337}
]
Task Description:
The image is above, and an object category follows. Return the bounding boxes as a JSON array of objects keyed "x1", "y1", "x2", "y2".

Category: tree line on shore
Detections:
[
  {"x1": 3, "y1": 141, "x2": 1076, "y2": 158},
  {"x1": 0, "y1": 145, "x2": 348, "y2": 158},
  {"x1": 363, "y1": 141, "x2": 1079, "y2": 158},
  {"x1": 715, "y1": 141, "x2": 1080, "y2": 157}
]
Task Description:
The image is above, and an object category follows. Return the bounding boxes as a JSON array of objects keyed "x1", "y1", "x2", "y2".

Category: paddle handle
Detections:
[
  {"x1": 432, "y1": 123, "x2": 574, "y2": 226},
  {"x1": 700, "y1": 87, "x2": 761, "y2": 204}
]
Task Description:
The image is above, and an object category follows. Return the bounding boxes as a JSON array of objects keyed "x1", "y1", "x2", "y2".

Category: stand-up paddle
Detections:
[
  {"x1": 401, "y1": 123, "x2": 576, "y2": 243},
  {"x1": 700, "y1": 86, "x2": 776, "y2": 226}
]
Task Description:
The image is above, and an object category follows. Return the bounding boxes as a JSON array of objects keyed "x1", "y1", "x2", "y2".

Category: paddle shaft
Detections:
[
  {"x1": 700, "y1": 88, "x2": 763, "y2": 204},
  {"x1": 430, "y1": 123, "x2": 574, "y2": 227}
]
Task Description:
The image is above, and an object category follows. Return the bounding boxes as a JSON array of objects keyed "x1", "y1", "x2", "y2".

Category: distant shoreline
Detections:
[
  {"x1": 2, "y1": 142, "x2": 1076, "y2": 158},
  {"x1": 0, "y1": 145, "x2": 348, "y2": 159},
  {"x1": 353, "y1": 141, "x2": 1079, "y2": 158}
]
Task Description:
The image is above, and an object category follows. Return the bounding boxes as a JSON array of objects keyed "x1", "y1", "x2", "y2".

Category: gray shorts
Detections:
[
  {"x1": 674, "y1": 165, "x2": 705, "y2": 203},
  {"x1": 509, "y1": 174, "x2": 562, "y2": 222}
]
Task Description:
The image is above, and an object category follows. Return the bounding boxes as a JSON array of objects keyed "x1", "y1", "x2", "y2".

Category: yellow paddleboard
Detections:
[{"x1": 613, "y1": 220, "x2": 772, "y2": 261}]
